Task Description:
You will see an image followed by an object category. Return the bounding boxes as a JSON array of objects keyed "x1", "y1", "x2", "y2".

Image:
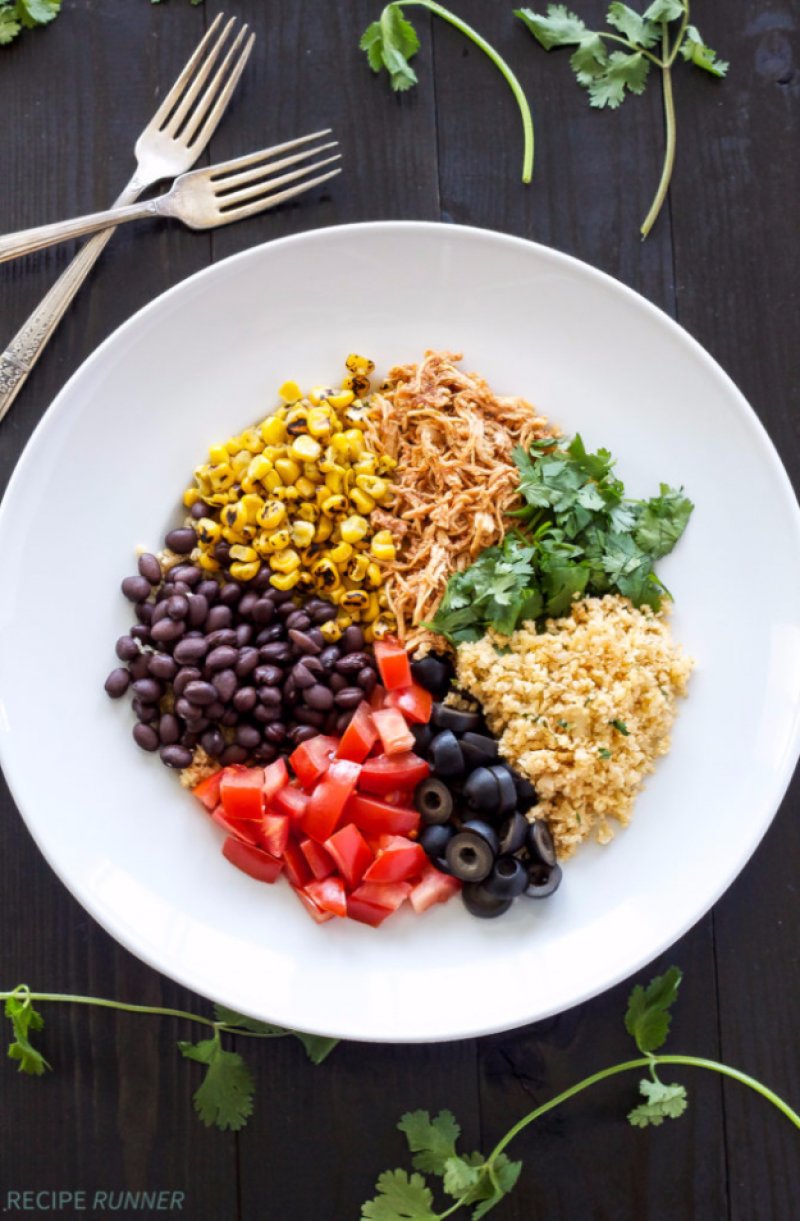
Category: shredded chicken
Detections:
[{"x1": 362, "y1": 351, "x2": 551, "y2": 652}]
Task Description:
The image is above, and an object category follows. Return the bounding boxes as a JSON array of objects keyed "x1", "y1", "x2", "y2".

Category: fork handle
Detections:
[{"x1": 0, "y1": 197, "x2": 165, "y2": 267}]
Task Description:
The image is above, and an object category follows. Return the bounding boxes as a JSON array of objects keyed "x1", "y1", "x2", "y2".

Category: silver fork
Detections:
[
  {"x1": 0, "y1": 13, "x2": 254, "y2": 424},
  {"x1": 0, "y1": 138, "x2": 341, "y2": 262}
]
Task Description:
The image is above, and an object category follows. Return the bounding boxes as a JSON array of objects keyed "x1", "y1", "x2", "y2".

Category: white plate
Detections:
[{"x1": 1, "y1": 222, "x2": 799, "y2": 1043}]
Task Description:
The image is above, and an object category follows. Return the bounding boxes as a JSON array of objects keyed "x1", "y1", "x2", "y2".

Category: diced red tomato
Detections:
[
  {"x1": 272, "y1": 783, "x2": 310, "y2": 828},
  {"x1": 362, "y1": 834, "x2": 427, "y2": 884},
  {"x1": 289, "y1": 734, "x2": 340, "y2": 789},
  {"x1": 283, "y1": 838, "x2": 313, "y2": 888},
  {"x1": 349, "y1": 879, "x2": 412, "y2": 912},
  {"x1": 387, "y1": 682, "x2": 433, "y2": 725},
  {"x1": 302, "y1": 758, "x2": 362, "y2": 843},
  {"x1": 372, "y1": 707, "x2": 416, "y2": 756},
  {"x1": 304, "y1": 875, "x2": 347, "y2": 918},
  {"x1": 336, "y1": 702, "x2": 378, "y2": 763},
  {"x1": 257, "y1": 812, "x2": 289, "y2": 858},
  {"x1": 211, "y1": 804, "x2": 260, "y2": 846},
  {"x1": 300, "y1": 837, "x2": 336, "y2": 880},
  {"x1": 409, "y1": 862, "x2": 462, "y2": 913},
  {"x1": 219, "y1": 766, "x2": 265, "y2": 821},
  {"x1": 324, "y1": 823, "x2": 373, "y2": 888},
  {"x1": 374, "y1": 638, "x2": 412, "y2": 691},
  {"x1": 346, "y1": 895, "x2": 394, "y2": 927},
  {"x1": 359, "y1": 752, "x2": 430, "y2": 796},
  {"x1": 368, "y1": 684, "x2": 388, "y2": 712},
  {"x1": 262, "y1": 757, "x2": 288, "y2": 803},
  {"x1": 192, "y1": 769, "x2": 224, "y2": 811},
  {"x1": 346, "y1": 793, "x2": 420, "y2": 837},
  {"x1": 292, "y1": 884, "x2": 335, "y2": 923},
  {"x1": 222, "y1": 836, "x2": 283, "y2": 883}
]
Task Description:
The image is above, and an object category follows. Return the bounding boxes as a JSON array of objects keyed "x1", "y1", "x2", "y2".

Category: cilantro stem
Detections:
[
  {"x1": 397, "y1": 0, "x2": 534, "y2": 182},
  {"x1": 596, "y1": 30, "x2": 663, "y2": 67},
  {"x1": 640, "y1": 25, "x2": 677, "y2": 239},
  {"x1": 666, "y1": 0, "x2": 691, "y2": 67}
]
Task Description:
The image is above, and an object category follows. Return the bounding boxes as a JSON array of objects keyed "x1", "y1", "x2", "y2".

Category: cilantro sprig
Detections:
[
  {"x1": 515, "y1": 2, "x2": 728, "y2": 236},
  {"x1": 0, "y1": 0, "x2": 60, "y2": 48},
  {"x1": 360, "y1": 1, "x2": 535, "y2": 183},
  {"x1": 361, "y1": 966, "x2": 800, "y2": 1220},
  {"x1": 430, "y1": 433, "x2": 693, "y2": 643}
]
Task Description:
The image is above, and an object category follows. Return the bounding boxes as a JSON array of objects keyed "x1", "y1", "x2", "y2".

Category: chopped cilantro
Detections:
[
  {"x1": 610, "y1": 719, "x2": 629, "y2": 735},
  {"x1": 598, "y1": 747, "x2": 612, "y2": 759}
]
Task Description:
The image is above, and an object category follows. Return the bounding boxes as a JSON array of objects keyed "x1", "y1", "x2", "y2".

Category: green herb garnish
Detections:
[
  {"x1": 0, "y1": 0, "x2": 60, "y2": 48},
  {"x1": 611, "y1": 718, "x2": 630, "y2": 735}
]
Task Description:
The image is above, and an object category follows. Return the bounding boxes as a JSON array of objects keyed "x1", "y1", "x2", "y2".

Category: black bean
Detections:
[
  {"x1": 174, "y1": 697, "x2": 196, "y2": 721},
  {"x1": 149, "y1": 653, "x2": 177, "y2": 681},
  {"x1": 133, "y1": 723, "x2": 159, "y2": 752},
  {"x1": 322, "y1": 710, "x2": 339, "y2": 735},
  {"x1": 169, "y1": 564, "x2": 201, "y2": 587},
  {"x1": 291, "y1": 725, "x2": 317, "y2": 745},
  {"x1": 235, "y1": 649, "x2": 260, "y2": 679},
  {"x1": 334, "y1": 686, "x2": 363, "y2": 710},
  {"x1": 190, "y1": 501, "x2": 207, "y2": 520},
  {"x1": 137, "y1": 553, "x2": 162, "y2": 584},
  {"x1": 257, "y1": 624, "x2": 284, "y2": 645},
  {"x1": 205, "y1": 644, "x2": 238, "y2": 672},
  {"x1": 294, "y1": 707, "x2": 326, "y2": 728},
  {"x1": 289, "y1": 629, "x2": 320, "y2": 655},
  {"x1": 206, "y1": 701, "x2": 226, "y2": 720},
  {"x1": 122, "y1": 574, "x2": 152, "y2": 602},
  {"x1": 159, "y1": 743, "x2": 194, "y2": 769},
  {"x1": 182, "y1": 731, "x2": 201, "y2": 749},
  {"x1": 212, "y1": 669, "x2": 237, "y2": 703},
  {"x1": 201, "y1": 728, "x2": 225, "y2": 757},
  {"x1": 357, "y1": 667, "x2": 377, "y2": 695},
  {"x1": 171, "y1": 581, "x2": 192, "y2": 597},
  {"x1": 132, "y1": 699, "x2": 159, "y2": 723},
  {"x1": 342, "y1": 625, "x2": 365, "y2": 652},
  {"x1": 129, "y1": 654, "x2": 152, "y2": 681},
  {"x1": 335, "y1": 653, "x2": 369, "y2": 676},
  {"x1": 311, "y1": 602, "x2": 337, "y2": 624},
  {"x1": 277, "y1": 601, "x2": 297, "y2": 619},
  {"x1": 335, "y1": 711, "x2": 353, "y2": 735},
  {"x1": 214, "y1": 542, "x2": 232, "y2": 565},
  {"x1": 206, "y1": 604, "x2": 233, "y2": 632},
  {"x1": 105, "y1": 667, "x2": 130, "y2": 698},
  {"x1": 235, "y1": 623, "x2": 253, "y2": 647},
  {"x1": 115, "y1": 635, "x2": 139, "y2": 662},
  {"x1": 307, "y1": 628, "x2": 325, "y2": 649},
  {"x1": 184, "y1": 680, "x2": 218, "y2": 706},
  {"x1": 236, "y1": 724, "x2": 262, "y2": 750},
  {"x1": 270, "y1": 586, "x2": 295, "y2": 604},
  {"x1": 173, "y1": 636, "x2": 208, "y2": 665},
  {"x1": 292, "y1": 661, "x2": 316, "y2": 689},
  {"x1": 165, "y1": 527, "x2": 196, "y2": 554},
  {"x1": 158, "y1": 714, "x2": 181, "y2": 745},
  {"x1": 198, "y1": 579, "x2": 220, "y2": 602},
  {"x1": 264, "y1": 723, "x2": 288, "y2": 744},
  {"x1": 219, "y1": 583, "x2": 243, "y2": 607},
  {"x1": 255, "y1": 663, "x2": 283, "y2": 685},
  {"x1": 174, "y1": 667, "x2": 201, "y2": 697},
  {"x1": 252, "y1": 568, "x2": 275, "y2": 593},
  {"x1": 260, "y1": 641, "x2": 291, "y2": 664},
  {"x1": 233, "y1": 686, "x2": 258, "y2": 714},
  {"x1": 329, "y1": 672, "x2": 347, "y2": 693},
  {"x1": 305, "y1": 683, "x2": 334, "y2": 710},
  {"x1": 132, "y1": 677, "x2": 162, "y2": 703},
  {"x1": 303, "y1": 656, "x2": 325, "y2": 676},
  {"x1": 258, "y1": 687, "x2": 283, "y2": 707},
  {"x1": 238, "y1": 591, "x2": 259, "y2": 618},
  {"x1": 152, "y1": 602, "x2": 172, "y2": 626},
  {"x1": 286, "y1": 610, "x2": 311, "y2": 631},
  {"x1": 283, "y1": 677, "x2": 298, "y2": 703},
  {"x1": 253, "y1": 744, "x2": 279, "y2": 765},
  {"x1": 252, "y1": 598, "x2": 276, "y2": 625},
  {"x1": 254, "y1": 704, "x2": 281, "y2": 724},
  {"x1": 319, "y1": 645, "x2": 341, "y2": 671},
  {"x1": 130, "y1": 624, "x2": 151, "y2": 643},
  {"x1": 151, "y1": 617, "x2": 185, "y2": 644},
  {"x1": 136, "y1": 601, "x2": 155, "y2": 625},
  {"x1": 205, "y1": 628, "x2": 238, "y2": 648},
  {"x1": 187, "y1": 595, "x2": 209, "y2": 628},
  {"x1": 220, "y1": 709, "x2": 239, "y2": 728}
]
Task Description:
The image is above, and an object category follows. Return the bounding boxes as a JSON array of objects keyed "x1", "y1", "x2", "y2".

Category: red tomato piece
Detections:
[
  {"x1": 346, "y1": 793, "x2": 420, "y2": 837},
  {"x1": 304, "y1": 875, "x2": 347, "y2": 918},
  {"x1": 359, "y1": 752, "x2": 430, "y2": 796},
  {"x1": 289, "y1": 734, "x2": 340, "y2": 790},
  {"x1": 368, "y1": 684, "x2": 388, "y2": 712},
  {"x1": 336, "y1": 701, "x2": 378, "y2": 763},
  {"x1": 346, "y1": 895, "x2": 393, "y2": 927},
  {"x1": 387, "y1": 682, "x2": 433, "y2": 725},
  {"x1": 211, "y1": 804, "x2": 260, "y2": 846},
  {"x1": 300, "y1": 837, "x2": 336, "y2": 880},
  {"x1": 324, "y1": 823, "x2": 373, "y2": 889},
  {"x1": 292, "y1": 884, "x2": 335, "y2": 924},
  {"x1": 349, "y1": 879, "x2": 412, "y2": 912},
  {"x1": 219, "y1": 766, "x2": 266, "y2": 821},
  {"x1": 302, "y1": 758, "x2": 362, "y2": 843},
  {"x1": 409, "y1": 863, "x2": 462, "y2": 913},
  {"x1": 272, "y1": 783, "x2": 310, "y2": 828},
  {"x1": 192, "y1": 769, "x2": 224, "y2": 811},
  {"x1": 262, "y1": 757, "x2": 289, "y2": 803},
  {"x1": 257, "y1": 812, "x2": 289, "y2": 858},
  {"x1": 372, "y1": 707, "x2": 416, "y2": 756},
  {"x1": 283, "y1": 839, "x2": 313, "y2": 889},
  {"x1": 374, "y1": 638, "x2": 412, "y2": 691},
  {"x1": 222, "y1": 837, "x2": 284, "y2": 883},
  {"x1": 362, "y1": 834, "x2": 427, "y2": 884}
]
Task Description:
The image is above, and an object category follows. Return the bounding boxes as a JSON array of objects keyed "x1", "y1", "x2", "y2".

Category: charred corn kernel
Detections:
[
  {"x1": 345, "y1": 353, "x2": 375, "y2": 375},
  {"x1": 330, "y1": 433, "x2": 350, "y2": 459},
  {"x1": 296, "y1": 571, "x2": 315, "y2": 591},
  {"x1": 289, "y1": 434, "x2": 322, "y2": 463},
  {"x1": 275, "y1": 485, "x2": 300, "y2": 502},
  {"x1": 378, "y1": 588, "x2": 390, "y2": 608},
  {"x1": 371, "y1": 617, "x2": 395, "y2": 640},
  {"x1": 230, "y1": 544, "x2": 258, "y2": 563},
  {"x1": 353, "y1": 455, "x2": 378, "y2": 476},
  {"x1": 196, "y1": 517, "x2": 221, "y2": 545},
  {"x1": 319, "y1": 620, "x2": 342, "y2": 643},
  {"x1": 312, "y1": 557, "x2": 340, "y2": 590},
  {"x1": 342, "y1": 429, "x2": 365, "y2": 458},
  {"x1": 209, "y1": 443, "x2": 229, "y2": 465},
  {"x1": 335, "y1": 612, "x2": 354, "y2": 629},
  {"x1": 370, "y1": 531, "x2": 396, "y2": 561},
  {"x1": 270, "y1": 547, "x2": 301, "y2": 574},
  {"x1": 285, "y1": 402, "x2": 309, "y2": 426},
  {"x1": 377, "y1": 455, "x2": 397, "y2": 475},
  {"x1": 261, "y1": 446, "x2": 283, "y2": 465},
  {"x1": 209, "y1": 466, "x2": 235, "y2": 492},
  {"x1": 239, "y1": 493, "x2": 264, "y2": 523},
  {"x1": 306, "y1": 407, "x2": 333, "y2": 437},
  {"x1": 221, "y1": 503, "x2": 239, "y2": 529},
  {"x1": 340, "y1": 514, "x2": 369, "y2": 544},
  {"x1": 295, "y1": 476, "x2": 317, "y2": 500},
  {"x1": 278, "y1": 380, "x2": 302, "y2": 403},
  {"x1": 324, "y1": 469, "x2": 344, "y2": 495},
  {"x1": 349, "y1": 488, "x2": 375, "y2": 515},
  {"x1": 343, "y1": 403, "x2": 372, "y2": 429},
  {"x1": 266, "y1": 528, "x2": 291, "y2": 552},
  {"x1": 246, "y1": 454, "x2": 272, "y2": 484},
  {"x1": 342, "y1": 373, "x2": 371, "y2": 396},
  {"x1": 365, "y1": 592, "x2": 381, "y2": 620},
  {"x1": 356, "y1": 474, "x2": 389, "y2": 501},
  {"x1": 329, "y1": 541, "x2": 353, "y2": 565},
  {"x1": 239, "y1": 429, "x2": 262, "y2": 453},
  {"x1": 341, "y1": 590, "x2": 369, "y2": 611},
  {"x1": 220, "y1": 525, "x2": 238, "y2": 544},
  {"x1": 254, "y1": 535, "x2": 275, "y2": 559},
  {"x1": 183, "y1": 486, "x2": 202, "y2": 508},
  {"x1": 260, "y1": 414, "x2": 287, "y2": 445},
  {"x1": 197, "y1": 552, "x2": 221, "y2": 572},
  {"x1": 348, "y1": 553, "x2": 370, "y2": 583},
  {"x1": 366, "y1": 561, "x2": 383, "y2": 587},
  {"x1": 309, "y1": 385, "x2": 336, "y2": 406},
  {"x1": 326, "y1": 388, "x2": 354, "y2": 409},
  {"x1": 270, "y1": 569, "x2": 300, "y2": 591},
  {"x1": 314, "y1": 515, "x2": 334, "y2": 543},
  {"x1": 263, "y1": 470, "x2": 283, "y2": 494},
  {"x1": 257, "y1": 499, "x2": 285, "y2": 530},
  {"x1": 297, "y1": 502, "x2": 318, "y2": 524},
  {"x1": 321, "y1": 493, "x2": 346, "y2": 517},
  {"x1": 290, "y1": 520, "x2": 315, "y2": 548},
  {"x1": 275, "y1": 457, "x2": 301, "y2": 485}
]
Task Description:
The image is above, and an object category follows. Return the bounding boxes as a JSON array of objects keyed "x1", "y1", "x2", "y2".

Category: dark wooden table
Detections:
[{"x1": 1, "y1": 3, "x2": 798, "y2": 1218}]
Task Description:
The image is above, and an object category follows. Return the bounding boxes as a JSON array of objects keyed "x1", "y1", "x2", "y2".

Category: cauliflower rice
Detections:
[{"x1": 455, "y1": 595, "x2": 693, "y2": 858}]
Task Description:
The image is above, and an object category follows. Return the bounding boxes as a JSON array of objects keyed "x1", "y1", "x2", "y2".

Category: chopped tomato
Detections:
[
  {"x1": 336, "y1": 702, "x2": 378, "y2": 763},
  {"x1": 387, "y1": 682, "x2": 433, "y2": 725},
  {"x1": 304, "y1": 875, "x2": 347, "y2": 918},
  {"x1": 302, "y1": 758, "x2": 362, "y2": 843},
  {"x1": 257, "y1": 812, "x2": 289, "y2": 858},
  {"x1": 222, "y1": 837, "x2": 283, "y2": 883},
  {"x1": 346, "y1": 792, "x2": 420, "y2": 837},
  {"x1": 346, "y1": 895, "x2": 393, "y2": 927},
  {"x1": 362, "y1": 834, "x2": 427, "y2": 884},
  {"x1": 359, "y1": 752, "x2": 430, "y2": 796},
  {"x1": 192, "y1": 769, "x2": 224, "y2": 811},
  {"x1": 409, "y1": 863, "x2": 462, "y2": 913},
  {"x1": 211, "y1": 804, "x2": 260, "y2": 846},
  {"x1": 368, "y1": 684, "x2": 388, "y2": 712},
  {"x1": 292, "y1": 884, "x2": 335, "y2": 923},
  {"x1": 283, "y1": 839, "x2": 313, "y2": 889},
  {"x1": 374, "y1": 638, "x2": 412, "y2": 691},
  {"x1": 300, "y1": 837, "x2": 336, "y2": 880},
  {"x1": 349, "y1": 879, "x2": 412, "y2": 912},
  {"x1": 262, "y1": 757, "x2": 289, "y2": 803},
  {"x1": 289, "y1": 734, "x2": 339, "y2": 790},
  {"x1": 324, "y1": 823, "x2": 373, "y2": 889},
  {"x1": 372, "y1": 707, "x2": 416, "y2": 756},
  {"x1": 272, "y1": 783, "x2": 309, "y2": 828},
  {"x1": 219, "y1": 767, "x2": 266, "y2": 821}
]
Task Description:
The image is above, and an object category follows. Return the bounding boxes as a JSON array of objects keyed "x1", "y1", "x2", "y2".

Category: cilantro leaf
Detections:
[
  {"x1": 679, "y1": 25, "x2": 729, "y2": 77},
  {"x1": 5, "y1": 992, "x2": 50, "y2": 1076},
  {"x1": 0, "y1": 5, "x2": 21, "y2": 44},
  {"x1": 442, "y1": 1153, "x2": 482, "y2": 1198},
  {"x1": 398, "y1": 1109, "x2": 460, "y2": 1175},
  {"x1": 624, "y1": 965, "x2": 682, "y2": 1054},
  {"x1": 359, "y1": 4, "x2": 421, "y2": 93},
  {"x1": 514, "y1": 4, "x2": 589, "y2": 48},
  {"x1": 628, "y1": 1077, "x2": 688, "y2": 1127},
  {"x1": 361, "y1": 1169, "x2": 437, "y2": 1221},
  {"x1": 634, "y1": 485, "x2": 694, "y2": 559},
  {"x1": 16, "y1": 0, "x2": 60, "y2": 28},
  {"x1": 178, "y1": 1036, "x2": 254, "y2": 1131},
  {"x1": 213, "y1": 1004, "x2": 339, "y2": 1064},
  {"x1": 606, "y1": 2, "x2": 659, "y2": 49},
  {"x1": 587, "y1": 50, "x2": 651, "y2": 108},
  {"x1": 465, "y1": 1154, "x2": 523, "y2": 1219},
  {"x1": 642, "y1": 0, "x2": 684, "y2": 22}
]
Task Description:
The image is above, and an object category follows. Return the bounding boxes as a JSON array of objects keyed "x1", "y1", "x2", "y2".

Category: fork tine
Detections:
[
  {"x1": 218, "y1": 168, "x2": 343, "y2": 226},
  {"x1": 214, "y1": 142, "x2": 338, "y2": 194},
  {"x1": 217, "y1": 155, "x2": 342, "y2": 210},
  {"x1": 207, "y1": 131, "x2": 333, "y2": 180},
  {"x1": 149, "y1": 13, "x2": 230, "y2": 132},
  {"x1": 187, "y1": 31, "x2": 256, "y2": 151},
  {"x1": 161, "y1": 17, "x2": 239, "y2": 137},
  {"x1": 180, "y1": 26, "x2": 254, "y2": 147}
]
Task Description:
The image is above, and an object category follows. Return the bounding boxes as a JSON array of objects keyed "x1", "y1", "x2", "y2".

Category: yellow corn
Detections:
[
  {"x1": 260, "y1": 415, "x2": 287, "y2": 446},
  {"x1": 290, "y1": 434, "x2": 322, "y2": 463},
  {"x1": 229, "y1": 559, "x2": 261, "y2": 581},
  {"x1": 183, "y1": 486, "x2": 202, "y2": 508},
  {"x1": 321, "y1": 493, "x2": 346, "y2": 517},
  {"x1": 209, "y1": 466, "x2": 235, "y2": 492},
  {"x1": 312, "y1": 557, "x2": 340, "y2": 590},
  {"x1": 366, "y1": 561, "x2": 383, "y2": 587},
  {"x1": 356, "y1": 474, "x2": 389, "y2": 501},
  {"x1": 301, "y1": 463, "x2": 324, "y2": 484},
  {"x1": 261, "y1": 470, "x2": 281, "y2": 494},
  {"x1": 270, "y1": 547, "x2": 301, "y2": 574},
  {"x1": 340, "y1": 514, "x2": 369, "y2": 544},
  {"x1": 309, "y1": 385, "x2": 336, "y2": 406},
  {"x1": 265, "y1": 528, "x2": 291, "y2": 552},
  {"x1": 324, "y1": 469, "x2": 344, "y2": 495},
  {"x1": 335, "y1": 612, "x2": 354, "y2": 629},
  {"x1": 306, "y1": 408, "x2": 333, "y2": 438},
  {"x1": 345, "y1": 353, "x2": 375, "y2": 375},
  {"x1": 319, "y1": 620, "x2": 342, "y2": 643},
  {"x1": 270, "y1": 570, "x2": 300, "y2": 591},
  {"x1": 342, "y1": 373, "x2": 371, "y2": 397},
  {"x1": 377, "y1": 455, "x2": 397, "y2": 475},
  {"x1": 239, "y1": 493, "x2": 264, "y2": 523},
  {"x1": 278, "y1": 380, "x2": 302, "y2": 403},
  {"x1": 275, "y1": 457, "x2": 301, "y2": 485},
  {"x1": 230, "y1": 544, "x2": 258, "y2": 563},
  {"x1": 295, "y1": 476, "x2": 317, "y2": 500},
  {"x1": 257, "y1": 499, "x2": 285, "y2": 530},
  {"x1": 349, "y1": 488, "x2": 375, "y2": 515},
  {"x1": 208, "y1": 443, "x2": 229, "y2": 465},
  {"x1": 197, "y1": 552, "x2": 221, "y2": 572},
  {"x1": 297, "y1": 502, "x2": 318, "y2": 524},
  {"x1": 370, "y1": 532, "x2": 396, "y2": 562},
  {"x1": 296, "y1": 571, "x2": 315, "y2": 591},
  {"x1": 353, "y1": 455, "x2": 378, "y2": 476},
  {"x1": 290, "y1": 520, "x2": 315, "y2": 549},
  {"x1": 365, "y1": 592, "x2": 381, "y2": 620},
  {"x1": 341, "y1": 590, "x2": 369, "y2": 611},
  {"x1": 274, "y1": 485, "x2": 300, "y2": 502},
  {"x1": 314, "y1": 515, "x2": 334, "y2": 543},
  {"x1": 348, "y1": 553, "x2": 370, "y2": 583},
  {"x1": 329, "y1": 541, "x2": 353, "y2": 565},
  {"x1": 246, "y1": 454, "x2": 272, "y2": 485},
  {"x1": 196, "y1": 517, "x2": 221, "y2": 545},
  {"x1": 326, "y1": 389, "x2": 354, "y2": 409}
]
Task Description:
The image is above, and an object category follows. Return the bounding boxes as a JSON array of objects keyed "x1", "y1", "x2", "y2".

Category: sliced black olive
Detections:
[
  {"x1": 498, "y1": 811, "x2": 528, "y2": 855},
  {"x1": 431, "y1": 703, "x2": 482, "y2": 735},
  {"x1": 410, "y1": 654, "x2": 453, "y2": 700},
  {"x1": 420, "y1": 824, "x2": 455, "y2": 859},
  {"x1": 513, "y1": 773, "x2": 538, "y2": 811},
  {"x1": 459, "y1": 731, "x2": 500, "y2": 770},
  {"x1": 445, "y1": 830, "x2": 496, "y2": 882},
  {"x1": 460, "y1": 819, "x2": 500, "y2": 853},
  {"x1": 414, "y1": 778, "x2": 454, "y2": 826},
  {"x1": 429, "y1": 730, "x2": 465, "y2": 779},
  {"x1": 483, "y1": 856, "x2": 528, "y2": 899},
  {"x1": 489, "y1": 764, "x2": 517, "y2": 814},
  {"x1": 524, "y1": 862, "x2": 562, "y2": 899},
  {"x1": 462, "y1": 766, "x2": 501, "y2": 814},
  {"x1": 527, "y1": 819, "x2": 557, "y2": 868},
  {"x1": 411, "y1": 722, "x2": 433, "y2": 755},
  {"x1": 462, "y1": 881, "x2": 513, "y2": 919}
]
